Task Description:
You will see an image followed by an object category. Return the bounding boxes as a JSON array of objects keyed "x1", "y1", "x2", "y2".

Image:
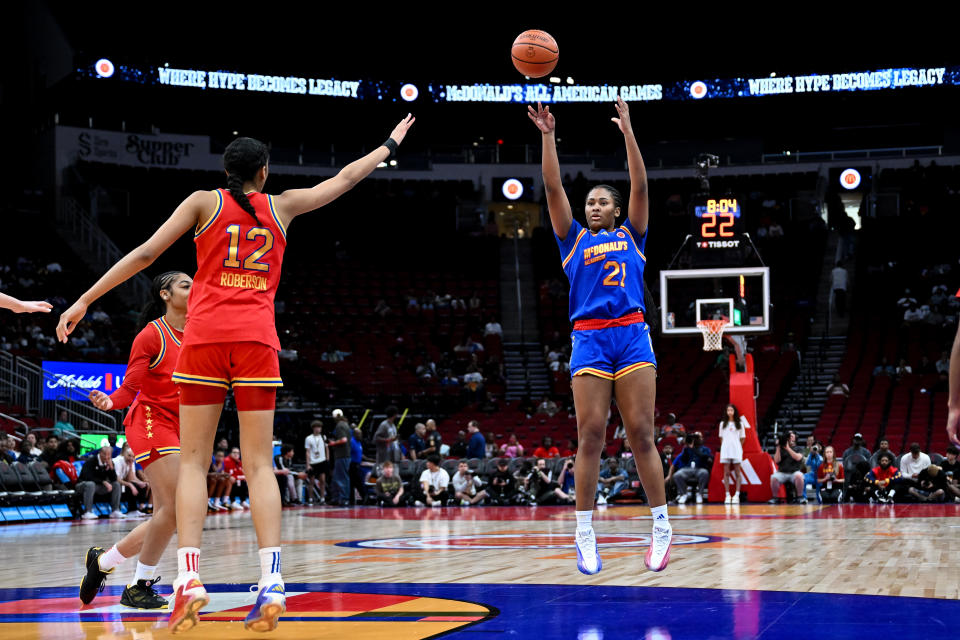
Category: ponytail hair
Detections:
[
  {"x1": 137, "y1": 271, "x2": 181, "y2": 328},
  {"x1": 588, "y1": 184, "x2": 625, "y2": 213},
  {"x1": 223, "y1": 136, "x2": 269, "y2": 224}
]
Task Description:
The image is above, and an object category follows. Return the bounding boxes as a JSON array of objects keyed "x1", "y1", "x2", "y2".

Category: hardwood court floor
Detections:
[{"x1": 2, "y1": 503, "x2": 959, "y2": 639}]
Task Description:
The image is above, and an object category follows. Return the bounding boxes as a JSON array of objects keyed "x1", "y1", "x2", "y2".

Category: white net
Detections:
[{"x1": 696, "y1": 319, "x2": 727, "y2": 351}]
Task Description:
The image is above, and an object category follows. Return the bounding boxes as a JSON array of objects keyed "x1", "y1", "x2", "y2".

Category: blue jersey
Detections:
[{"x1": 555, "y1": 218, "x2": 648, "y2": 321}]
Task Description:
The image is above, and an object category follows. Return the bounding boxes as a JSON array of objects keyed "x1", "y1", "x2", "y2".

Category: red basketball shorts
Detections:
[
  {"x1": 125, "y1": 403, "x2": 180, "y2": 469},
  {"x1": 173, "y1": 342, "x2": 282, "y2": 410}
]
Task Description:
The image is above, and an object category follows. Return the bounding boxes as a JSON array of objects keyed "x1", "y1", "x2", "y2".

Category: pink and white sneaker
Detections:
[{"x1": 645, "y1": 522, "x2": 672, "y2": 572}]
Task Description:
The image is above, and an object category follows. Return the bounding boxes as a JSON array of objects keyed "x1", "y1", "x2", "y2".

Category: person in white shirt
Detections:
[
  {"x1": 114, "y1": 446, "x2": 148, "y2": 517},
  {"x1": 304, "y1": 420, "x2": 329, "y2": 504},
  {"x1": 718, "y1": 404, "x2": 749, "y2": 504},
  {"x1": 831, "y1": 262, "x2": 848, "y2": 317},
  {"x1": 451, "y1": 461, "x2": 488, "y2": 505},
  {"x1": 415, "y1": 455, "x2": 450, "y2": 507},
  {"x1": 900, "y1": 442, "x2": 931, "y2": 484},
  {"x1": 484, "y1": 319, "x2": 502, "y2": 336}
]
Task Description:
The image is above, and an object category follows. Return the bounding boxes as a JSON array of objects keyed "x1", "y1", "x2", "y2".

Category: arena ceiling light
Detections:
[
  {"x1": 94, "y1": 58, "x2": 115, "y2": 78},
  {"x1": 400, "y1": 83, "x2": 418, "y2": 102},
  {"x1": 839, "y1": 168, "x2": 862, "y2": 190},
  {"x1": 502, "y1": 178, "x2": 524, "y2": 200}
]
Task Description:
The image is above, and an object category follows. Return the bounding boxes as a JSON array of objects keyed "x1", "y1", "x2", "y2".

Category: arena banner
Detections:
[
  {"x1": 78, "y1": 59, "x2": 959, "y2": 104},
  {"x1": 41, "y1": 360, "x2": 127, "y2": 401},
  {"x1": 55, "y1": 126, "x2": 212, "y2": 170}
]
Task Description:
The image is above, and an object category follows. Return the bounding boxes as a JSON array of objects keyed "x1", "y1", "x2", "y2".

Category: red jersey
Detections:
[
  {"x1": 183, "y1": 189, "x2": 287, "y2": 350},
  {"x1": 818, "y1": 460, "x2": 844, "y2": 481},
  {"x1": 109, "y1": 317, "x2": 183, "y2": 424},
  {"x1": 224, "y1": 455, "x2": 245, "y2": 480}
]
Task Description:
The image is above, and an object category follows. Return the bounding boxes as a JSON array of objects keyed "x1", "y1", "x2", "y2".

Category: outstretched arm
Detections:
[
  {"x1": 56, "y1": 190, "x2": 210, "y2": 342},
  {"x1": 528, "y1": 102, "x2": 572, "y2": 240},
  {"x1": 0, "y1": 293, "x2": 52, "y2": 314},
  {"x1": 948, "y1": 317, "x2": 960, "y2": 446},
  {"x1": 611, "y1": 97, "x2": 649, "y2": 236},
  {"x1": 274, "y1": 114, "x2": 415, "y2": 223}
]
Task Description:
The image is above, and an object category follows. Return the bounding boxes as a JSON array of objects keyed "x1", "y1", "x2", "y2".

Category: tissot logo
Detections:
[{"x1": 700, "y1": 240, "x2": 740, "y2": 249}]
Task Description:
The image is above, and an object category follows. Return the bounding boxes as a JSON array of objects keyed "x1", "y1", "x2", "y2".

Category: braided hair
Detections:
[
  {"x1": 223, "y1": 137, "x2": 269, "y2": 224},
  {"x1": 137, "y1": 271, "x2": 182, "y2": 329},
  {"x1": 587, "y1": 184, "x2": 624, "y2": 214}
]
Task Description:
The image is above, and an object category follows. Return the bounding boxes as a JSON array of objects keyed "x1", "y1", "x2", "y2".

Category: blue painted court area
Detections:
[{"x1": 0, "y1": 582, "x2": 955, "y2": 639}]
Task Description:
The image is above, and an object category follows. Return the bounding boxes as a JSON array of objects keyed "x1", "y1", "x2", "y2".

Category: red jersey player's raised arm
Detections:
[{"x1": 271, "y1": 114, "x2": 415, "y2": 226}]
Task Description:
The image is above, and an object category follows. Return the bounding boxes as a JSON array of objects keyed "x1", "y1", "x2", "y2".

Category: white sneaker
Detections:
[
  {"x1": 242, "y1": 499, "x2": 250, "y2": 509},
  {"x1": 724, "y1": 494, "x2": 732, "y2": 504},
  {"x1": 110, "y1": 511, "x2": 126, "y2": 519},
  {"x1": 677, "y1": 494, "x2": 688, "y2": 504},
  {"x1": 80, "y1": 512, "x2": 99, "y2": 520},
  {"x1": 645, "y1": 521, "x2": 672, "y2": 572},
  {"x1": 126, "y1": 510, "x2": 144, "y2": 518},
  {"x1": 414, "y1": 500, "x2": 424, "y2": 506},
  {"x1": 695, "y1": 493, "x2": 703, "y2": 504},
  {"x1": 575, "y1": 527, "x2": 602, "y2": 575},
  {"x1": 596, "y1": 494, "x2": 607, "y2": 505},
  {"x1": 731, "y1": 494, "x2": 740, "y2": 504},
  {"x1": 460, "y1": 499, "x2": 470, "y2": 506}
]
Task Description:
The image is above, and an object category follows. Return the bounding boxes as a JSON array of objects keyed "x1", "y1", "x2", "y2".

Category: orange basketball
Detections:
[{"x1": 511, "y1": 30, "x2": 559, "y2": 78}]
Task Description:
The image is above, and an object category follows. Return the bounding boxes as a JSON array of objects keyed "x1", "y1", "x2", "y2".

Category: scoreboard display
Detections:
[{"x1": 688, "y1": 196, "x2": 746, "y2": 267}]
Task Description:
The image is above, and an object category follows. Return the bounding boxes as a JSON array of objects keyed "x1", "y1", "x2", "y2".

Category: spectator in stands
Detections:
[
  {"x1": 917, "y1": 355, "x2": 935, "y2": 375},
  {"x1": 53, "y1": 410, "x2": 77, "y2": 439},
  {"x1": 533, "y1": 436, "x2": 561, "y2": 459},
  {"x1": 207, "y1": 449, "x2": 234, "y2": 511},
  {"x1": 559, "y1": 439, "x2": 577, "y2": 457},
  {"x1": 485, "y1": 432, "x2": 497, "y2": 458},
  {"x1": 903, "y1": 303, "x2": 924, "y2": 325},
  {"x1": 449, "y1": 430, "x2": 469, "y2": 458},
  {"x1": 869, "y1": 440, "x2": 897, "y2": 468},
  {"x1": 895, "y1": 358, "x2": 913, "y2": 379},
  {"x1": 900, "y1": 442, "x2": 931, "y2": 486},
  {"x1": 672, "y1": 434, "x2": 713, "y2": 504},
  {"x1": 304, "y1": 421, "x2": 328, "y2": 505},
  {"x1": 38, "y1": 435, "x2": 58, "y2": 465},
  {"x1": 935, "y1": 350, "x2": 950, "y2": 376},
  {"x1": 867, "y1": 452, "x2": 901, "y2": 503},
  {"x1": 415, "y1": 454, "x2": 450, "y2": 507},
  {"x1": 499, "y1": 434, "x2": 525, "y2": 458},
  {"x1": 831, "y1": 262, "x2": 848, "y2": 317},
  {"x1": 908, "y1": 465, "x2": 947, "y2": 502},
  {"x1": 896, "y1": 289, "x2": 917, "y2": 310},
  {"x1": 660, "y1": 444, "x2": 675, "y2": 486},
  {"x1": 596, "y1": 458, "x2": 628, "y2": 505},
  {"x1": 23, "y1": 432, "x2": 41, "y2": 457},
  {"x1": 17, "y1": 439, "x2": 38, "y2": 463},
  {"x1": 466, "y1": 421, "x2": 486, "y2": 459},
  {"x1": 452, "y1": 461, "x2": 489, "y2": 505},
  {"x1": 802, "y1": 440, "x2": 823, "y2": 502},
  {"x1": 0, "y1": 436, "x2": 15, "y2": 463},
  {"x1": 770, "y1": 431, "x2": 807, "y2": 504},
  {"x1": 77, "y1": 446, "x2": 123, "y2": 519},
  {"x1": 826, "y1": 374, "x2": 850, "y2": 397},
  {"x1": 106, "y1": 434, "x2": 122, "y2": 458},
  {"x1": 484, "y1": 317, "x2": 503, "y2": 337},
  {"x1": 330, "y1": 411, "x2": 353, "y2": 505},
  {"x1": 660, "y1": 413, "x2": 685, "y2": 439},
  {"x1": 224, "y1": 447, "x2": 249, "y2": 509},
  {"x1": 489, "y1": 459, "x2": 516, "y2": 505},
  {"x1": 115, "y1": 445, "x2": 146, "y2": 517},
  {"x1": 872, "y1": 358, "x2": 895, "y2": 377},
  {"x1": 462, "y1": 365, "x2": 485, "y2": 402},
  {"x1": 274, "y1": 444, "x2": 306, "y2": 505},
  {"x1": 817, "y1": 446, "x2": 844, "y2": 504},
  {"x1": 374, "y1": 406, "x2": 401, "y2": 464},
  {"x1": 842, "y1": 433, "x2": 872, "y2": 462},
  {"x1": 409, "y1": 423, "x2": 429, "y2": 460},
  {"x1": 528, "y1": 457, "x2": 573, "y2": 504},
  {"x1": 375, "y1": 461, "x2": 406, "y2": 506},
  {"x1": 536, "y1": 396, "x2": 559, "y2": 417}
]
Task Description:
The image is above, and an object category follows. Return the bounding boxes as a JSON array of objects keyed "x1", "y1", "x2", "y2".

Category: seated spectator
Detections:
[
  {"x1": 672, "y1": 433, "x2": 713, "y2": 504},
  {"x1": 114, "y1": 445, "x2": 147, "y2": 517},
  {"x1": 935, "y1": 351, "x2": 950, "y2": 375},
  {"x1": 375, "y1": 461, "x2": 407, "y2": 507},
  {"x1": 557, "y1": 456, "x2": 576, "y2": 498},
  {"x1": 817, "y1": 446, "x2": 845, "y2": 504},
  {"x1": 0, "y1": 435, "x2": 15, "y2": 463},
  {"x1": 16, "y1": 439, "x2": 38, "y2": 463},
  {"x1": 896, "y1": 289, "x2": 917, "y2": 310},
  {"x1": 274, "y1": 444, "x2": 307, "y2": 505},
  {"x1": 909, "y1": 465, "x2": 948, "y2": 502},
  {"x1": 499, "y1": 434, "x2": 524, "y2": 458},
  {"x1": 903, "y1": 303, "x2": 924, "y2": 324},
  {"x1": 484, "y1": 432, "x2": 498, "y2": 459},
  {"x1": 77, "y1": 446, "x2": 123, "y2": 519},
  {"x1": 900, "y1": 442, "x2": 931, "y2": 487},
  {"x1": 940, "y1": 446, "x2": 960, "y2": 502},
  {"x1": 533, "y1": 436, "x2": 560, "y2": 459},
  {"x1": 224, "y1": 447, "x2": 249, "y2": 509},
  {"x1": 451, "y1": 461, "x2": 489, "y2": 505},
  {"x1": 53, "y1": 410, "x2": 77, "y2": 439},
  {"x1": 484, "y1": 318, "x2": 503, "y2": 336},
  {"x1": 825, "y1": 374, "x2": 850, "y2": 397},
  {"x1": 659, "y1": 413, "x2": 686, "y2": 439},
  {"x1": 462, "y1": 365, "x2": 485, "y2": 401},
  {"x1": 23, "y1": 432, "x2": 42, "y2": 457},
  {"x1": 208, "y1": 449, "x2": 235, "y2": 511},
  {"x1": 488, "y1": 458, "x2": 517, "y2": 505},
  {"x1": 596, "y1": 458, "x2": 628, "y2": 505},
  {"x1": 449, "y1": 430, "x2": 469, "y2": 458},
  {"x1": 559, "y1": 439, "x2": 577, "y2": 457},
  {"x1": 536, "y1": 396, "x2": 559, "y2": 417},
  {"x1": 528, "y1": 458, "x2": 573, "y2": 504},
  {"x1": 866, "y1": 452, "x2": 902, "y2": 503},
  {"x1": 894, "y1": 358, "x2": 913, "y2": 379},
  {"x1": 842, "y1": 433, "x2": 872, "y2": 462},
  {"x1": 916, "y1": 355, "x2": 936, "y2": 374},
  {"x1": 413, "y1": 455, "x2": 450, "y2": 507},
  {"x1": 872, "y1": 358, "x2": 895, "y2": 377},
  {"x1": 869, "y1": 440, "x2": 898, "y2": 468},
  {"x1": 466, "y1": 421, "x2": 486, "y2": 459},
  {"x1": 770, "y1": 431, "x2": 806, "y2": 504}
]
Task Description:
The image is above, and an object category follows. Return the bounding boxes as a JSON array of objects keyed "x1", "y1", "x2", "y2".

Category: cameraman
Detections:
[
  {"x1": 802, "y1": 439, "x2": 824, "y2": 502},
  {"x1": 770, "y1": 431, "x2": 806, "y2": 504},
  {"x1": 488, "y1": 458, "x2": 516, "y2": 505}
]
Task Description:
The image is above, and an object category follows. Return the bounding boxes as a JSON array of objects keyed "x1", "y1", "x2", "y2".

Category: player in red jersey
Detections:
[
  {"x1": 78, "y1": 271, "x2": 191, "y2": 609},
  {"x1": 57, "y1": 113, "x2": 415, "y2": 634}
]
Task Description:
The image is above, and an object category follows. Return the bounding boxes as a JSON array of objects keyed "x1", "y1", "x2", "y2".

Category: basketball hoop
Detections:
[{"x1": 696, "y1": 319, "x2": 727, "y2": 351}]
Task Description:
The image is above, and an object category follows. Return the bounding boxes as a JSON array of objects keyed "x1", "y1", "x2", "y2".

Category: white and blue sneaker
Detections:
[
  {"x1": 575, "y1": 527, "x2": 602, "y2": 575},
  {"x1": 244, "y1": 582, "x2": 286, "y2": 632}
]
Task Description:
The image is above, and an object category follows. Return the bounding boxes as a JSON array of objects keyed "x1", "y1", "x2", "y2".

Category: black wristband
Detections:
[{"x1": 382, "y1": 137, "x2": 398, "y2": 157}]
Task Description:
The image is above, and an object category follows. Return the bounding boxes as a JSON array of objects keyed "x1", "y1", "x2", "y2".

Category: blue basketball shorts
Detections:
[{"x1": 569, "y1": 322, "x2": 657, "y2": 380}]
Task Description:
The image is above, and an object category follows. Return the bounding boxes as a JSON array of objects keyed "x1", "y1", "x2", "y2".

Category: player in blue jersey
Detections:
[{"x1": 528, "y1": 98, "x2": 671, "y2": 574}]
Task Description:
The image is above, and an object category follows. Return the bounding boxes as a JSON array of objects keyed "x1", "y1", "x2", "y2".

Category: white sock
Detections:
[
  {"x1": 651, "y1": 505, "x2": 669, "y2": 525},
  {"x1": 258, "y1": 547, "x2": 283, "y2": 588},
  {"x1": 575, "y1": 510, "x2": 593, "y2": 532},
  {"x1": 177, "y1": 547, "x2": 201, "y2": 580},
  {"x1": 133, "y1": 562, "x2": 157, "y2": 584},
  {"x1": 99, "y1": 545, "x2": 127, "y2": 571}
]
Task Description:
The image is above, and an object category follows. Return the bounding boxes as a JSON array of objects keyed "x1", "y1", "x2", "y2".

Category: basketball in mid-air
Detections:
[{"x1": 511, "y1": 30, "x2": 559, "y2": 78}]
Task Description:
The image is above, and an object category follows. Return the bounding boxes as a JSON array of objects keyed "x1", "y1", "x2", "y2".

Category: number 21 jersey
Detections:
[{"x1": 183, "y1": 189, "x2": 287, "y2": 350}]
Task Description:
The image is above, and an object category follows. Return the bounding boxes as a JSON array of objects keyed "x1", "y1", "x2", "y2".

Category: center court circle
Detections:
[{"x1": 337, "y1": 532, "x2": 726, "y2": 550}]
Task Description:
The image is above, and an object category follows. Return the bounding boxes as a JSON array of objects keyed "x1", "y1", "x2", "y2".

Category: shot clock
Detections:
[{"x1": 688, "y1": 196, "x2": 746, "y2": 267}]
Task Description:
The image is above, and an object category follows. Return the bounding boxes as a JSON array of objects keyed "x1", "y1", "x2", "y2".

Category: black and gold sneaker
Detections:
[
  {"x1": 120, "y1": 577, "x2": 169, "y2": 609},
  {"x1": 79, "y1": 547, "x2": 111, "y2": 605}
]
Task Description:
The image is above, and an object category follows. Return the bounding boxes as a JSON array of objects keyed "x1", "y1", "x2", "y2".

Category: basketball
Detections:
[{"x1": 511, "y1": 29, "x2": 559, "y2": 78}]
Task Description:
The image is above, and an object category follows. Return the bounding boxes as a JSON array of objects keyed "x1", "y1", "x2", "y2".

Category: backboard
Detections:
[{"x1": 659, "y1": 267, "x2": 770, "y2": 335}]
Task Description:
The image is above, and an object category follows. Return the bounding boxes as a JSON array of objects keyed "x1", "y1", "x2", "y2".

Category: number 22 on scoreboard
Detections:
[{"x1": 701, "y1": 213, "x2": 735, "y2": 238}]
